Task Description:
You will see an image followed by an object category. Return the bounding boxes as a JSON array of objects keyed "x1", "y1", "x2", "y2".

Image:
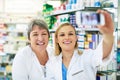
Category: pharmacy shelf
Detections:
[
  {"x1": 5, "y1": 39, "x2": 28, "y2": 42},
  {"x1": 0, "y1": 29, "x2": 27, "y2": 33},
  {"x1": 50, "y1": 7, "x2": 104, "y2": 16},
  {"x1": 76, "y1": 28, "x2": 99, "y2": 31},
  {"x1": 50, "y1": 8, "x2": 84, "y2": 16},
  {"x1": 49, "y1": 7, "x2": 116, "y2": 16},
  {"x1": 49, "y1": 28, "x2": 99, "y2": 33},
  {"x1": 97, "y1": 70, "x2": 117, "y2": 75}
]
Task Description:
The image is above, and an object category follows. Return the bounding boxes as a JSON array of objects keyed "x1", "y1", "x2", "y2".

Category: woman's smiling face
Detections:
[
  {"x1": 56, "y1": 25, "x2": 77, "y2": 51},
  {"x1": 29, "y1": 25, "x2": 49, "y2": 51}
]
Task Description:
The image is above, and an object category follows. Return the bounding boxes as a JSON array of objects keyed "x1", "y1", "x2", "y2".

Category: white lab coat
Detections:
[
  {"x1": 12, "y1": 45, "x2": 54, "y2": 80},
  {"x1": 47, "y1": 40, "x2": 114, "y2": 80}
]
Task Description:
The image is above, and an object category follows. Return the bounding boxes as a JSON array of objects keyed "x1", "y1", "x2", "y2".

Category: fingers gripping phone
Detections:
[{"x1": 76, "y1": 11, "x2": 105, "y2": 26}]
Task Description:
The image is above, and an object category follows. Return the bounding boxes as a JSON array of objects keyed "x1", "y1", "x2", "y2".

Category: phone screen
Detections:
[{"x1": 80, "y1": 12, "x2": 104, "y2": 26}]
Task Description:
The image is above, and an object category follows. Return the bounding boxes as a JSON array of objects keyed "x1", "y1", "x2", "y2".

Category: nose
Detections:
[
  {"x1": 37, "y1": 34, "x2": 43, "y2": 41},
  {"x1": 65, "y1": 35, "x2": 69, "y2": 39}
]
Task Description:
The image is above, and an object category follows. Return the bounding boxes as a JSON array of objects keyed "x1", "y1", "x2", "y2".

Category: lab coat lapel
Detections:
[
  {"x1": 56, "y1": 54, "x2": 63, "y2": 80},
  {"x1": 58, "y1": 53, "x2": 62, "y2": 80},
  {"x1": 67, "y1": 50, "x2": 79, "y2": 72},
  {"x1": 32, "y1": 53, "x2": 43, "y2": 72},
  {"x1": 67, "y1": 50, "x2": 84, "y2": 74}
]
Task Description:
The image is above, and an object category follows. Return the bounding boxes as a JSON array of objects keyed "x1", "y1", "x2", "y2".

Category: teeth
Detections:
[
  {"x1": 39, "y1": 43, "x2": 44, "y2": 45},
  {"x1": 64, "y1": 41, "x2": 71, "y2": 44},
  {"x1": 37, "y1": 42, "x2": 44, "y2": 45}
]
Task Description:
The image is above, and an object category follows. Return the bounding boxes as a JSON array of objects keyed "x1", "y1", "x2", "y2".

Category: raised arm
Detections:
[{"x1": 97, "y1": 10, "x2": 114, "y2": 59}]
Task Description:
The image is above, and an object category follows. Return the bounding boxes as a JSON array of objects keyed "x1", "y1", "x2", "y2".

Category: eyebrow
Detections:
[
  {"x1": 31, "y1": 30, "x2": 48, "y2": 34},
  {"x1": 59, "y1": 31, "x2": 74, "y2": 33},
  {"x1": 31, "y1": 31, "x2": 37, "y2": 33},
  {"x1": 31, "y1": 30, "x2": 39, "y2": 33}
]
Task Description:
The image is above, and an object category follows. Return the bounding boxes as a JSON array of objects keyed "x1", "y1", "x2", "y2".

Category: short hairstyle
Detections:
[{"x1": 27, "y1": 19, "x2": 50, "y2": 40}]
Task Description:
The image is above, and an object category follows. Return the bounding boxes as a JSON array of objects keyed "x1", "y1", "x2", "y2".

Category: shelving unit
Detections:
[
  {"x1": 0, "y1": 0, "x2": 43, "y2": 79},
  {"x1": 0, "y1": 22, "x2": 29, "y2": 79}
]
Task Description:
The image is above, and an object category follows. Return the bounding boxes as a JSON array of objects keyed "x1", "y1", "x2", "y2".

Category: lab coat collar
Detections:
[
  {"x1": 67, "y1": 49, "x2": 84, "y2": 73},
  {"x1": 57, "y1": 49, "x2": 80, "y2": 60},
  {"x1": 28, "y1": 46, "x2": 42, "y2": 72},
  {"x1": 57, "y1": 49, "x2": 84, "y2": 74}
]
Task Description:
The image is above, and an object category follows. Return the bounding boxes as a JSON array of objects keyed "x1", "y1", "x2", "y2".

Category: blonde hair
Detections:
[{"x1": 54, "y1": 22, "x2": 82, "y2": 56}]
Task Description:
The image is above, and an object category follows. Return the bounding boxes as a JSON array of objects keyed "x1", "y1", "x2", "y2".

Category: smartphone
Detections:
[{"x1": 76, "y1": 11, "x2": 105, "y2": 26}]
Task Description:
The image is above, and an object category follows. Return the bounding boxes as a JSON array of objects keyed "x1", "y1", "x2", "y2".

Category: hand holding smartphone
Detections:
[{"x1": 76, "y1": 11, "x2": 105, "y2": 26}]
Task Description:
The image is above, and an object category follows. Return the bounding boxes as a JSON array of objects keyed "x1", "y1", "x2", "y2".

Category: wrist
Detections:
[{"x1": 103, "y1": 34, "x2": 114, "y2": 43}]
